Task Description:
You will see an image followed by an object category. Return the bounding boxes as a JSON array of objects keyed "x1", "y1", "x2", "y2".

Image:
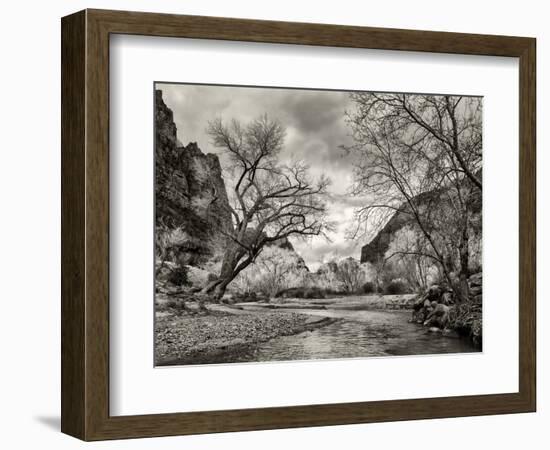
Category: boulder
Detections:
[
  {"x1": 426, "y1": 284, "x2": 442, "y2": 302},
  {"x1": 468, "y1": 272, "x2": 482, "y2": 287},
  {"x1": 156, "y1": 260, "x2": 178, "y2": 284},
  {"x1": 423, "y1": 303, "x2": 451, "y2": 329},
  {"x1": 469, "y1": 285, "x2": 482, "y2": 296},
  {"x1": 441, "y1": 292, "x2": 454, "y2": 305}
]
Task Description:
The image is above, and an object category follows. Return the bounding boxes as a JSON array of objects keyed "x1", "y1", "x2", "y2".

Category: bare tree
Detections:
[
  {"x1": 345, "y1": 93, "x2": 482, "y2": 301},
  {"x1": 384, "y1": 225, "x2": 436, "y2": 292},
  {"x1": 200, "y1": 115, "x2": 332, "y2": 300},
  {"x1": 255, "y1": 246, "x2": 303, "y2": 298},
  {"x1": 315, "y1": 260, "x2": 340, "y2": 291},
  {"x1": 336, "y1": 257, "x2": 365, "y2": 294}
]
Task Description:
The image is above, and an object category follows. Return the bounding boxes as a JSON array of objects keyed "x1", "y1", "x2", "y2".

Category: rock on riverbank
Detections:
[
  {"x1": 412, "y1": 272, "x2": 482, "y2": 347},
  {"x1": 155, "y1": 310, "x2": 334, "y2": 365}
]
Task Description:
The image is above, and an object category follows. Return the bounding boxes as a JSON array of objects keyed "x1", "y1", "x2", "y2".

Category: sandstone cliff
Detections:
[
  {"x1": 155, "y1": 90, "x2": 305, "y2": 270},
  {"x1": 360, "y1": 181, "x2": 482, "y2": 267},
  {"x1": 155, "y1": 90, "x2": 232, "y2": 266}
]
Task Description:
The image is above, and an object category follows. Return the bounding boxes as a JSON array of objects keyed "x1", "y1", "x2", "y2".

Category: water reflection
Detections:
[{"x1": 235, "y1": 309, "x2": 479, "y2": 363}]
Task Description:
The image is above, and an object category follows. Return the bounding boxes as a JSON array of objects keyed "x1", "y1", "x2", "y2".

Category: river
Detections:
[{"x1": 227, "y1": 308, "x2": 479, "y2": 363}]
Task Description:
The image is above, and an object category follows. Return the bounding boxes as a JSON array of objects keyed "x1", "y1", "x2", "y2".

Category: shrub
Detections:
[
  {"x1": 383, "y1": 280, "x2": 408, "y2": 295},
  {"x1": 291, "y1": 287, "x2": 307, "y2": 298},
  {"x1": 236, "y1": 292, "x2": 257, "y2": 303},
  {"x1": 361, "y1": 281, "x2": 376, "y2": 294},
  {"x1": 324, "y1": 287, "x2": 345, "y2": 297},
  {"x1": 304, "y1": 287, "x2": 326, "y2": 299},
  {"x1": 167, "y1": 265, "x2": 189, "y2": 286},
  {"x1": 293, "y1": 287, "x2": 310, "y2": 298},
  {"x1": 335, "y1": 257, "x2": 366, "y2": 293},
  {"x1": 231, "y1": 246, "x2": 308, "y2": 298},
  {"x1": 275, "y1": 286, "x2": 327, "y2": 299}
]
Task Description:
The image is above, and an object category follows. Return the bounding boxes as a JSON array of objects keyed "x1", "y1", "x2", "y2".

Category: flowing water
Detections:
[{"x1": 231, "y1": 308, "x2": 479, "y2": 363}]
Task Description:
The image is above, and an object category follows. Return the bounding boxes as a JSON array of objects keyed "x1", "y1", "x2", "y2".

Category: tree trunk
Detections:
[
  {"x1": 456, "y1": 213, "x2": 471, "y2": 302},
  {"x1": 200, "y1": 243, "x2": 253, "y2": 301},
  {"x1": 200, "y1": 278, "x2": 224, "y2": 296}
]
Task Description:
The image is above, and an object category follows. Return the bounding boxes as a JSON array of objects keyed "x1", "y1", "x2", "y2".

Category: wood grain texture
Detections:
[
  {"x1": 89, "y1": 8, "x2": 532, "y2": 56},
  {"x1": 61, "y1": 10, "x2": 86, "y2": 439},
  {"x1": 518, "y1": 38, "x2": 536, "y2": 408},
  {"x1": 61, "y1": 8, "x2": 537, "y2": 441}
]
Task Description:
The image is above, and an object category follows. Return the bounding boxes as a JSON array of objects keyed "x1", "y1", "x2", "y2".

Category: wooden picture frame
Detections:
[{"x1": 61, "y1": 8, "x2": 536, "y2": 441}]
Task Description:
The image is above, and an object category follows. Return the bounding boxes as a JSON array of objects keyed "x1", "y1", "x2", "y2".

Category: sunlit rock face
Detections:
[{"x1": 360, "y1": 181, "x2": 482, "y2": 270}]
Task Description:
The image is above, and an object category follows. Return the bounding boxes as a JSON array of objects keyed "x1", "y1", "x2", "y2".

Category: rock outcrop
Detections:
[
  {"x1": 412, "y1": 272, "x2": 482, "y2": 347},
  {"x1": 360, "y1": 183, "x2": 482, "y2": 265},
  {"x1": 155, "y1": 90, "x2": 308, "y2": 273},
  {"x1": 155, "y1": 90, "x2": 232, "y2": 266}
]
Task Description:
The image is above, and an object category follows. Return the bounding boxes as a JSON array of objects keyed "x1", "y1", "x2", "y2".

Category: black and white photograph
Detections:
[
  {"x1": 1, "y1": 0, "x2": 544, "y2": 446},
  {"x1": 154, "y1": 83, "x2": 483, "y2": 366}
]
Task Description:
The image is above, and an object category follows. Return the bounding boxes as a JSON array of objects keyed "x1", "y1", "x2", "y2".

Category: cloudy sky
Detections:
[{"x1": 157, "y1": 82, "x2": 367, "y2": 271}]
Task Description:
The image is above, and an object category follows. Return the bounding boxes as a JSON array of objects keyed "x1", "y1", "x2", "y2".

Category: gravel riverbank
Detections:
[{"x1": 155, "y1": 310, "x2": 335, "y2": 366}]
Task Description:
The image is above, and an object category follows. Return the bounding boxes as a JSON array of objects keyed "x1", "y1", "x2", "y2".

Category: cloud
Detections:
[{"x1": 282, "y1": 90, "x2": 349, "y2": 133}]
